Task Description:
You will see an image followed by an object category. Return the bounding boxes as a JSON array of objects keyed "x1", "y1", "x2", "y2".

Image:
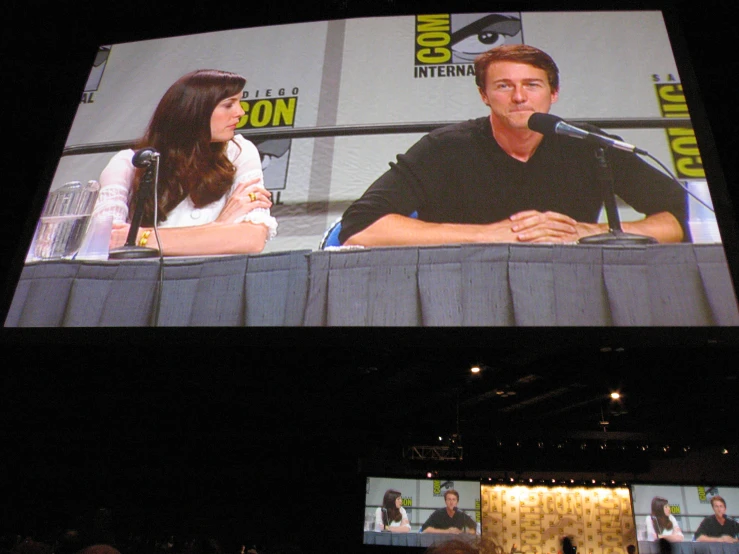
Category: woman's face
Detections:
[
  {"x1": 395, "y1": 496, "x2": 403, "y2": 509},
  {"x1": 210, "y1": 93, "x2": 245, "y2": 142},
  {"x1": 663, "y1": 504, "x2": 671, "y2": 516}
]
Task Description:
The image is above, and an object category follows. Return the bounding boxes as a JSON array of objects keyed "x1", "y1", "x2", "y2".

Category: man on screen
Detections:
[
  {"x1": 421, "y1": 489, "x2": 477, "y2": 534},
  {"x1": 694, "y1": 496, "x2": 739, "y2": 543},
  {"x1": 339, "y1": 44, "x2": 687, "y2": 247}
]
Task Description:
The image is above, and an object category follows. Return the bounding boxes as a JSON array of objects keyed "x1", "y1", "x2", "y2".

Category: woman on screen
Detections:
[
  {"x1": 374, "y1": 489, "x2": 411, "y2": 533},
  {"x1": 95, "y1": 69, "x2": 276, "y2": 256},
  {"x1": 646, "y1": 496, "x2": 684, "y2": 542}
]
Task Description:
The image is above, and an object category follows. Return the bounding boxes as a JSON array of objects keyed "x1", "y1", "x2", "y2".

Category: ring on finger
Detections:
[{"x1": 248, "y1": 192, "x2": 257, "y2": 202}]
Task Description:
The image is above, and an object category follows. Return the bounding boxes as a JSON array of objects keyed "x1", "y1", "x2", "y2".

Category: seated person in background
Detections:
[
  {"x1": 375, "y1": 489, "x2": 411, "y2": 532},
  {"x1": 646, "y1": 496, "x2": 684, "y2": 542},
  {"x1": 694, "y1": 496, "x2": 739, "y2": 543},
  {"x1": 340, "y1": 44, "x2": 687, "y2": 247},
  {"x1": 95, "y1": 69, "x2": 277, "y2": 256},
  {"x1": 421, "y1": 489, "x2": 476, "y2": 534}
]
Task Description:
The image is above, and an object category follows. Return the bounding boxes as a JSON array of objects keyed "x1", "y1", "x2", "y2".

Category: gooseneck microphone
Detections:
[
  {"x1": 131, "y1": 147, "x2": 159, "y2": 168},
  {"x1": 527, "y1": 112, "x2": 657, "y2": 245},
  {"x1": 528, "y1": 113, "x2": 647, "y2": 155},
  {"x1": 108, "y1": 147, "x2": 162, "y2": 259}
]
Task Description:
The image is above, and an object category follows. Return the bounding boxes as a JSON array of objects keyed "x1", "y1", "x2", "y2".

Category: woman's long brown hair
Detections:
[{"x1": 130, "y1": 69, "x2": 246, "y2": 226}]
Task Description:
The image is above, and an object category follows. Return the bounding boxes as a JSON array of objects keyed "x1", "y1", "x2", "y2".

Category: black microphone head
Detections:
[
  {"x1": 527, "y1": 112, "x2": 563, "y2": 135},
  {"x1": 132, "y1": 147, "x2": 159, "y2": 168}
]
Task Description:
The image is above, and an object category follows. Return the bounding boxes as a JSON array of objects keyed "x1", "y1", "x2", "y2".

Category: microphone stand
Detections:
[
  {"x1": 109, "y1": 151, "x2": 161, "y2": 259},
  {"x1": 578, "y1": 147, "x2": 657, "y2": 246}
]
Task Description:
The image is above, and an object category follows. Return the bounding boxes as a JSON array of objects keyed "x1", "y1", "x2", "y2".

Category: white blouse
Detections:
[
  {"x1": 374, "y1": 507, "x2": 411, "y2": 531},
  {"x1": 94, "y1": 135, "x2": 276, "y2": 237},
  {"x1": 646, "y1": 514, "x2": 682, "y2": 540}
]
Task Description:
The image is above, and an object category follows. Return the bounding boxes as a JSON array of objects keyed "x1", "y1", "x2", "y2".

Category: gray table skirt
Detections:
[
  {"x1": 363, "y1": 530, "x2": 478, "y2": 547},
  {"x1": 638, "y1": 541, "x2": 739, "y2": 554},
  {"x1": 6, "y1": 244, "x2": 739, "y2": 327}
]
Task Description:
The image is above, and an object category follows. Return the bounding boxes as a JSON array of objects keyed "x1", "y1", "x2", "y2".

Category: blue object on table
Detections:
[{"x1": 319, "y1": 212, "x2": 418, "y2": 249}]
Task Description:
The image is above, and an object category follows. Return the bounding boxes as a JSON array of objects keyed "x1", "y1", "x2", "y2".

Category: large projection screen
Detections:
[
  {"x1": 364, "y1": 476, "x2": 482, "y2": 547},
  {"x1": 630, "y1": 484, "x2": 739, "y2": 552},
  {"x1": 5, "y1": 10, "x2": 739, "y2": 327}
]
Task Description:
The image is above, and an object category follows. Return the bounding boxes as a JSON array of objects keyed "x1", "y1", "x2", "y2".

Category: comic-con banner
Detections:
[{"x1": 414, "y1": 13, "x2": 523, "y2": 77}]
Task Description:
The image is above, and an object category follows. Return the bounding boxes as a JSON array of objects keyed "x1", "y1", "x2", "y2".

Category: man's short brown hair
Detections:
[
  {"x1": 474, "y1": 44, "x2": 559, "y2": 92},
  {"x1": 444, "y1": 489, "x2": 460, "y2": 501},
  {"x1": 711, "y1": 495, "x2": 727, "y2": 508}
]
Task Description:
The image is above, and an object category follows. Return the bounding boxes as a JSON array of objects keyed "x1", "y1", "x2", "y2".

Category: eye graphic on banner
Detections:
[
  {"x1": 432, "y1": 479, "x2": 455, "y2": 496},
  {"x1": 697, "y1": 486, "x2": 720, "y2": 504},
  {"x1": 81, "y1": 45, "x2": 111, "y2": 103},
  {"x1": 414, "y1": 13, "x2": 523, "y2": 78},
  {"x1": 238, "y1": 90, "x2": 299, "y2": 197}
]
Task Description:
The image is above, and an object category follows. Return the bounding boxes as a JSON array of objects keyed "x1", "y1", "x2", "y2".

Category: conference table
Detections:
[
  {"x1": 363, "y1": 530, "x2": 477, "y2": 547},
  {"x1": 6, "y1": 243, "x2": 739, "y2": 327},
  {"x1": 638, "y1": 542, "x2": 739, "y2": 554}
]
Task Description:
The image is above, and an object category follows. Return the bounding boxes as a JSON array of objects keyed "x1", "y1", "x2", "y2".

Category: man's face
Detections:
[
  {"x1": 712, "y1": 500, "x2": 727, "y2": 518},
  {"x1": 445, "y1": 493, "x2": 459, "y2": 511},
  {"x1": 478, "y1": 61, "x2": 558, "y2": 131}
]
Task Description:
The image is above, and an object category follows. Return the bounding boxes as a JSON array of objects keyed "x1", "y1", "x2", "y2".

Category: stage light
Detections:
[
  {"x1": 427, "y1": 471, "x2": 433, "y2": 478},
  {"x1": 610, "y1": 392, "x2": 621, "y2": 400},
  {"x1": 471, "y1": 365, "x2": 481, "y2": 374},
  {"x1": 722, "y1": 448, "x2": 729, "y2": 455}
]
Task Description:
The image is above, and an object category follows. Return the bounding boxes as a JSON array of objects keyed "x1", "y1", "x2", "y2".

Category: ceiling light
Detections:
[
  {"x1": 610, "y1": 392, "x2": 621, "y2": 400},
  {"x1": 471, "y1": 365, "x2": 481, "y2": 374}
]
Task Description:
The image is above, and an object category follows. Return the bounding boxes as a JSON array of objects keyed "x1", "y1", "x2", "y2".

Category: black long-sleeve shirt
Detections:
[{"x1": 340, "y1": 117, "x2": 689, "y2": 244}]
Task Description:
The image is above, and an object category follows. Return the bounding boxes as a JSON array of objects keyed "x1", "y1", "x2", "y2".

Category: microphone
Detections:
[
  {"x1": 132, "y1": 147, "x2": 159, "y2": 168},
  {"x1": 381, "y1": 508, "x2": 389, "y2": 530},
  {"x1": 109, "y1": 147, "x2": 161, "y2": 259},
  {"x1": 528, "y1": 113, "x2": 647, "y2": 155}
]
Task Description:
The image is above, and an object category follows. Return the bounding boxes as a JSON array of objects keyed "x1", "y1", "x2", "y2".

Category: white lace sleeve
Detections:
[
  {"x1": 226, "y1": 136, "x2": 278, "y2": 239},
  {"x1": 93, "y1": 149, "x2": 136, "y2": 223},
  {"x1": 240, "y1": 207, "x2": 278, "y2": 239}
]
